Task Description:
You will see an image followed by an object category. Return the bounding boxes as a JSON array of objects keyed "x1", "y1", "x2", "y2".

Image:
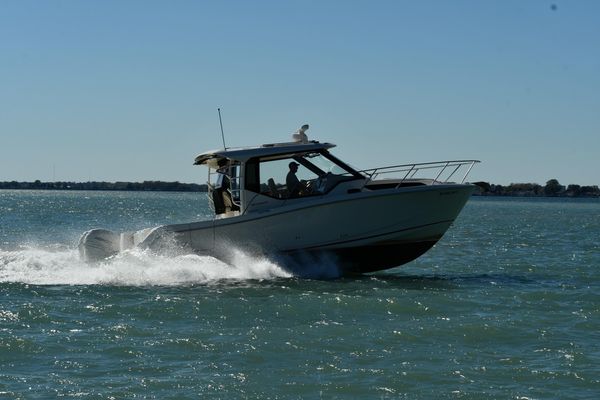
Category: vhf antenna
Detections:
[{"x1": 218, "y1": 108, "x2": 227, "y2": 150}]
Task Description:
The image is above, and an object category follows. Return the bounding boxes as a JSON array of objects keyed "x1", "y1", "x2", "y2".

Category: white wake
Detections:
[{"x1": 0, "y1": 246, "x2": 292, "y2": 286}]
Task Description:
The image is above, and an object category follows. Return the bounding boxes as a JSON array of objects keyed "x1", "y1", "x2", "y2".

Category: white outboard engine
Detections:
[
  {"x1": 78, "y1": 227, "x2": 163, "y2": 262},
  {"x1": 78, "y1": 229, "x2": 123, "y2": 262}
]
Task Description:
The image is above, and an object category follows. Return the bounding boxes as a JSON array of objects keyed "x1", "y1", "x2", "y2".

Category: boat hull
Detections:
[
  {"x1": 170, "y1": 184, "x2": 475, "y2": 274},
  {"x1": 286, "y1": 239, "x2": 439, "y2": 274},
  {"x1": 79, "y1": 184, "x2": 475, "y2": 274}
]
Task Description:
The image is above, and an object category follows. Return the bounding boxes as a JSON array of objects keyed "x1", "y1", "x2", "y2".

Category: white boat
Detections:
[{"x1": 79, "y1": 131, "x2": 479, "y2": 274}]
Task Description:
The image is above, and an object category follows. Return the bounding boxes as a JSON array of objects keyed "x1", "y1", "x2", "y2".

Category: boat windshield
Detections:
[{"x1": 302, "y1": 152, "x2": 354, "y2": 176}]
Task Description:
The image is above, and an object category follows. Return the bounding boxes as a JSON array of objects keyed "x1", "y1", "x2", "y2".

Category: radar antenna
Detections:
[{"x1": 292, "y1": 124, "x2": 309, "y2": 143}]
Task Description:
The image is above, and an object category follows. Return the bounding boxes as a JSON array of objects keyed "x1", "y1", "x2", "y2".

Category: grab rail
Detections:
[{"x1": 359, "y1": 160, "x2": 480, "y2": 187}]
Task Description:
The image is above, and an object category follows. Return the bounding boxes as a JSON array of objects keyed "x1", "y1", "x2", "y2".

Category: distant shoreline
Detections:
[
  {"x1": 472, "y1": 180, "x2": 600, "y2": 198},
  {"x1": 1, "y1": 180, "x2": 599, "y2": 198},
  {"x1": 0, "y1": 180, "x2": 208, "y2": 192}
]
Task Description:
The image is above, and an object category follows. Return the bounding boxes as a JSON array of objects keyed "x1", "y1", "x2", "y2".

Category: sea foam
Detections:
[{"x1": 0, "y1": 246, "x2": 292, "y2": 286}]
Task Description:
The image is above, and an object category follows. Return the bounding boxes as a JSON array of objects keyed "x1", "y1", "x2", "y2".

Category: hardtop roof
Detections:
[{"x1": 194, "y1": 141, "x2": 336, "y2": 166}]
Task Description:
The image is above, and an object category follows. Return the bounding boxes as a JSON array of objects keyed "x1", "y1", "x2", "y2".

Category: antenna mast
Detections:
[{"x1": 218, "y1": 108, "x2": 227, "y2": 149}]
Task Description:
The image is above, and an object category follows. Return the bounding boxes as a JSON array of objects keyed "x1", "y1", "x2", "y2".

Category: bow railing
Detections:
[{"x1": 359, "y1": 160, "x2": 480, "y2": 187}]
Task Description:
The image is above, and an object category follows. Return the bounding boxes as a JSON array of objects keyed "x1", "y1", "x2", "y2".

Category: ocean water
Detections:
[{"x1": 1, "y1": 190, "x2": 599, "y2": 399}]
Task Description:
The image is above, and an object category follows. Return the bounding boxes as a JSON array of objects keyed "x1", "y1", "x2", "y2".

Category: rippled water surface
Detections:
[{"x1": 1, "y1": 190, "x2": 599, "y2": 399}]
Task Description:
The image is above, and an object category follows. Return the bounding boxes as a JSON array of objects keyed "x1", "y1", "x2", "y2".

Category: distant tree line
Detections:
[
  {"x1": 474, "y1": 179, "x2": 600, "y2": 198},
  {"x1": 0, "y1": 180, "x2": 208, "y2": 192}
]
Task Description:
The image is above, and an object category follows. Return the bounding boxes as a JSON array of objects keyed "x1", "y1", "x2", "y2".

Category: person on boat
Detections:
[{"x1": 286, "y1": 161, "x2": 303, "y2": 197}]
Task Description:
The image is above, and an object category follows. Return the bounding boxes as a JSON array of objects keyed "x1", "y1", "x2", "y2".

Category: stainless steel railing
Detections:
[{"x1": 359, "y1": 160, "x2": 480, "y2": 187}]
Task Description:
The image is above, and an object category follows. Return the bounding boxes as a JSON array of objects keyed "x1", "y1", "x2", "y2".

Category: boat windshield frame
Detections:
[{"x1": 253, "y1": 149, "x2": 363, "y2": 178}]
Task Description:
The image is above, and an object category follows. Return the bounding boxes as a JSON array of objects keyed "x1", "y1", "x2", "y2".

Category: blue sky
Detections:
[{"x1": 1, "y1": 0, "x2": 599, "y2": 185}]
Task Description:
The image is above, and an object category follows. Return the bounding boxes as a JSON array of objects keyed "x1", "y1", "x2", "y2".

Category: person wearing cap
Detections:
[{"x1": 286, "y1": 161, "x2": 303, "y2": 197}]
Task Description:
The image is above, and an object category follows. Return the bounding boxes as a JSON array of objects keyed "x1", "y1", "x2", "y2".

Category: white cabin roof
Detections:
[{"x1": 194, "y1": 141, "x2": 336, "y2": 166}]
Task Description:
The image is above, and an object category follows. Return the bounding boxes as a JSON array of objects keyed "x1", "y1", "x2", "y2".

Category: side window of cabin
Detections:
[{"x1": 258, "y1": 158, "x2": 317, "y2": 198}]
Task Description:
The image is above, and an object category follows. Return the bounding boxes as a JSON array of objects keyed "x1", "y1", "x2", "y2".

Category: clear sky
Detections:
[{"x1": 1, "y1": 0, "x2": 599, "y2": 186}]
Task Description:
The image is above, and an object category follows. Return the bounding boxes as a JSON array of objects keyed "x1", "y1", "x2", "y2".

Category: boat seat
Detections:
[
  {"x1": 267, "y1": 178, "x2": 280, "y2": 198},
  {"x1": 222, "y1": 190, "x2": 240, "y2": 212}
]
